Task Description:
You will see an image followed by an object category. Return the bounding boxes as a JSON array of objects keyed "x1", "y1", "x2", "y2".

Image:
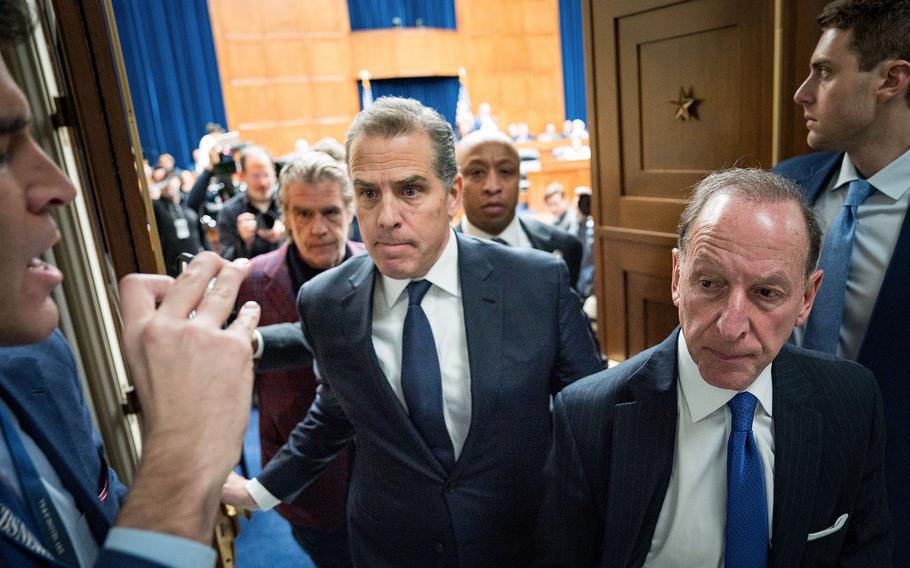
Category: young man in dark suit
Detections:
[
  {"x1": 223, "y1": 97, "x2": 603, "y2": 567},
  {"x1": 773, "y1": 1, "x2": 910, "y2": 556},
  {"x1": 537, "y1": 169, "x2": 891, "y2": 566}
]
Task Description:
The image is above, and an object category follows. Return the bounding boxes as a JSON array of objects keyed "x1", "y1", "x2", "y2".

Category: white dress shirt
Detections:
[
  {"x1": 249, "y1": 229, "x2": 472, "y2": 509},
  {"x1": 370, "y1": 228, "x2": 472, "y2": 457},
  {"x1": 645, "y1": 333, "x2": 775, "y2": 567},
  {"x1": 792, "y1": 148, "x2": 910, "y2": 360},
  {"x1": 461, "y1": 215, "x2": 533, "y2": 249}
]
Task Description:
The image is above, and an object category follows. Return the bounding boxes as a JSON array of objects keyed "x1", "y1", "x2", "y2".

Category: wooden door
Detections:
[{"x1": 585, "y1": 0, "x2": 775, "y2": 360}]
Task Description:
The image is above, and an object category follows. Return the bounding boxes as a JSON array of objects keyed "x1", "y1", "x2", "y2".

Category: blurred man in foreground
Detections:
[{"x1": 0, "y1": 3, "x2": 260, "y2": 564}]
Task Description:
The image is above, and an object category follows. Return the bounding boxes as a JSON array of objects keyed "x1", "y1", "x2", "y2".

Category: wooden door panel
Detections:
[
  {"x1": 618, "y1": 0, "x2": 773, "y2": 200},
  {"x1": 587, "y1": 0, "x2": 775, "y2": 360}
]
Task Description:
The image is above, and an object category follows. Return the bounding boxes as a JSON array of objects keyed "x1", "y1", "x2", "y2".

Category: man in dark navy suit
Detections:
[
  {"x1": 773, "y1": 1, "x2": 910, "y2": 556},
  {"x1": 537, "y1": 169, "x2": 891, "y2": 566},
  {"x1": 222, "y1": 97, "x2": 603, "y2": 567},
  {"x1": 0, "y1": 2, "x2": 261, "y2": 564},
  {"x1": 456, "y1": 130, "x2": 584, "y2": 285}
]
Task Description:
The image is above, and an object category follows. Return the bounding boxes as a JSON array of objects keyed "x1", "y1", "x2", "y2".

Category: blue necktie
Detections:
[
  {"x1": 725, "y1": 392, "x2": 768, "y2": 567},
  {"x1": 400, "y1": 280, "x2": 455, "y2": 472},
  {"x1": 0, "y1": 405, "x2": 78, "y2": 567},
  {"x1": 803, "y1": 179, "x2": 875, "y2": 354}
]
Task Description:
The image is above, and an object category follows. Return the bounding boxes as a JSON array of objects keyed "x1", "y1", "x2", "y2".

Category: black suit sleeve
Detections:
[
  {"x1": 256, "y1": 322, "x2": 313, "y2": 372},
  {"x1": 551, "y1": 259, "x2": 603, "y2": 394},
  {"x1": 256, "y1": 381, "x2": 354, "y2": 503},
  {"x1": 839, "y1": 377, "x2": 892, "y2": 566},
  {"x1": 185, "y1": 169, "x2": 213, "y2": 213},
  {"x1": 534, "y1": 391, "x2": 604, "y2": 567},
  {"x1": 561, "y1": 232, "x2": 583, "y2": 287}
]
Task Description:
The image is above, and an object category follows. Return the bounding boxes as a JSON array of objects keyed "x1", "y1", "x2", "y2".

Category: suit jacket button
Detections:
[
  {"x1": 434, "y1": 542, "x2": 445, "y2": 553},
  {"x1": 446, "y1": 481, "x2": 456, "y2": 493}
]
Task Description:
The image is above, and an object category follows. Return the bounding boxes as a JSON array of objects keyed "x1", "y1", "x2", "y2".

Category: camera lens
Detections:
[{"x1": 257, "y1": 211, "x2": 277, "y2": 230}]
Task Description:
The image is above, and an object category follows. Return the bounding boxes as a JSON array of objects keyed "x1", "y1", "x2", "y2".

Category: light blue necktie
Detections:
[
  {"x1": 803, "y1": 179, "x2": 875, "y2": 354},
  {"x1": 725, "y1": 392, "x2": 768, "y2": 567},
  {"x1": 400, "y1": 280, "x2": 455, "y2": 472}
]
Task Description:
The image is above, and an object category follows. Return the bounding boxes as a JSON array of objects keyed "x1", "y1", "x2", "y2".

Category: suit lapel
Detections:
[
  {"x1": 519, "y1": 217, "x2": 550, "y2": 250},
  {"x1": 451, "y1": 235, "x2": 500, "y2": 472},
  {"x1": 769, "y1": 347, "x2": 822, "y2": 567},
  {"x1": 798, "y1": 152, "x2": 843, "y2": 204},
  {"x1": 605, "y1": 332, "x2": 678, "y2": 565},
  {"x1": 341, "y1": 258, "x2": 449, "y2": 477}
]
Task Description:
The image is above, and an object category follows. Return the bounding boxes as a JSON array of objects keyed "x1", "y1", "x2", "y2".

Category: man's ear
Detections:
[
  {"x1": 447, "y1": 173, "x2": 464, "y2": 219},
  {"x1": 671, "y1": 248, "x2": 682, "y2": 307},
  {"x1": 795, "y1": 269, "x2": 824, "y2": 327},
  {"x1": 877, "y1": 59, "x2": 910, "y2": 104}
]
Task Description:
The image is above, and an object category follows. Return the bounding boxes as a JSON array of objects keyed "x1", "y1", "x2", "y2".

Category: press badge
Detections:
[{"x1": 174, "y1": 217, "x2": 190, "y2": 240}]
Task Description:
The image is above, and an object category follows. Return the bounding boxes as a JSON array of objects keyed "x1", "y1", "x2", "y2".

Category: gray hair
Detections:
[
  {"x1": 277, "y1": 151, "x2": 353, "y2": 210},
  {"x1": 676, "y1": 168, "x2": 822, "y2": 278},
  {"x1": 345, "y1": 97, "x2": 458, "y2": 189}
]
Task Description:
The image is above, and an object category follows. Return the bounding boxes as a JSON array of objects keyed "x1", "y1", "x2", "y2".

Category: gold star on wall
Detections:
[{"x1": 669, "y1": 87, "x2": 703, "y2": 121}]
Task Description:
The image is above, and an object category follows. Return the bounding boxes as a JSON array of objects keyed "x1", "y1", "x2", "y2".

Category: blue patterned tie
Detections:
[
  {"x1": 803, "y1": 179, "x2": 875, "y2": 354},
  {"x1": 725, "y1": 392, "x2": 768, "y2": 567},
  {"x1": 400, "y1": 280, "x2": 455, "y2": 472}
]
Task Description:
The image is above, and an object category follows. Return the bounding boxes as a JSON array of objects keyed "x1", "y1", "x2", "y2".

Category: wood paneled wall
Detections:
[
  {"x1": 456, "y1": 0, "x2": 565, "y2": 133},
  {"x1": 208, "y1": 0, "x2": 566, "y2": 154},
  {"x1": 208, "y1": 0, "x2": 357, "y2": 152}
]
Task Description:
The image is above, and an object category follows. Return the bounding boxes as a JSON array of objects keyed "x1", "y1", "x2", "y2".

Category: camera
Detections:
[
  {"x1": 257, "y1": 211, "x2": 278, "y2": 230},
  {"x1": 577, "y1": 193, "x2": 592, "y2": 217},
  {"x1": 212, "y1": 139, "x2": 252, "y2": 176}
]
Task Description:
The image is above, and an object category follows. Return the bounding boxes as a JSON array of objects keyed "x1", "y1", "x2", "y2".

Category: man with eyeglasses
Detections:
[{"x1": 217, "y1": 145, "x2": 286, "y2": 260}]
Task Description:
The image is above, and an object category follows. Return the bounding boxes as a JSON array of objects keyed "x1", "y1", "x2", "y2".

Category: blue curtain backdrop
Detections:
[
  {"x1": 559, "y1": 0, "x2": 587, "y2": 123},
  {"x1": 111, "y1": 0, "x2": 227, "y2": 169},
  {"x1": 347, "y1": 0, "x2": 456, "y2": 30},
  {"x1": 358, "y1": 77, "x2": 460, "y2": 131}
]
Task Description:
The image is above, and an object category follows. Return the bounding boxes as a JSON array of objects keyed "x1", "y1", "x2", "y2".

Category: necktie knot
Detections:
[
  {"x1": 728, "y1": 392, "x2": 758, "y2": 432},
  {"x1": 406, "y1": 280, "x2": 432, "y2": 307},
  {"x1": 843, "y1": 179, "x2": 874, "y2": 209}
]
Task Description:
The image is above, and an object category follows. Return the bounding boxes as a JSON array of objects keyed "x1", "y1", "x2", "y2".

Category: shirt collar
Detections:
[
  {"x1": 379, "y1": 228, "x2": 461, "y2": 309},
  {"x1": 461, "y1": 214, "x2": 525, "y2": 247},
  {"x1": 677, "y1": 331, "x2": 773, "y2": 423},
  {"x1": 835, "y1": 148, "x2": 910, "y2": 202}
]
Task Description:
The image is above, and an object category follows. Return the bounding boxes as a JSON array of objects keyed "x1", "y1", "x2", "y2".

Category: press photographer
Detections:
[{"x1": 216, "y1": 145, "x2": 286, "y2": 260}]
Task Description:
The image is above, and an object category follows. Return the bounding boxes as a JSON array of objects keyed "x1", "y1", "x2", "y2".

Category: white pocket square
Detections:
[{"x1": 807, "y1": 513, "x2": 848, "y2": 541}]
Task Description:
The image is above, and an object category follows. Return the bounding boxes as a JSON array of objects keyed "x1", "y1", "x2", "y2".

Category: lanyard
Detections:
[{"x1": 0, "y1": 406, "x2": 78, "y2": 567}]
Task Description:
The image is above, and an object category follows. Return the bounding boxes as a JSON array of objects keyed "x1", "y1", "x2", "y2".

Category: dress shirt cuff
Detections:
[
  {"x1": 103, "y1": 527, "x2": 216, "y2": 568},
  {"x1": 247, "y1": 477, "x2": 281, "y2": 510},
  {"x1": 253, "y1": 329, "x2": 264, "y2": 360}
]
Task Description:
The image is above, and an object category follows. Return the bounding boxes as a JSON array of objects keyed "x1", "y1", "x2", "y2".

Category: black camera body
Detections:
[
  {"x1": 256, "y1": 211, "x2": 278, "y2": 230},
  {"x1": 577, "y1": 193, "x2": 592, "y2": 217}
]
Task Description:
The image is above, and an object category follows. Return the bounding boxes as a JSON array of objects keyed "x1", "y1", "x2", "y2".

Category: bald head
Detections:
[
  {"x1": 457, "y1": 131, "x2": 521, "y2": 235},
  {"x1": 457, "y1": 130, "x2": 519, "y2": 164}
]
